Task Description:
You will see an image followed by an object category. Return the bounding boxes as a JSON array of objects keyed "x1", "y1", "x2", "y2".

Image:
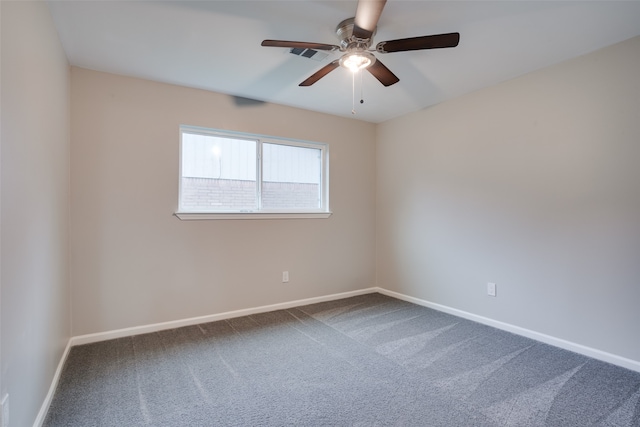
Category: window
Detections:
[{"x1": 176, "y1": 126, "x2": 330, "y2": 219}]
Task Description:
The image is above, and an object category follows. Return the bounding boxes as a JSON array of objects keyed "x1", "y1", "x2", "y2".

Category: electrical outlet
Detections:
[
  {"x1": 282, "y1": 271, "x2": 289, "y2": 283},
  {"x1": 487, "y1": 282, "x2": 497, "y2": 297},
  {"x1": 1, "y1": 393, "x2": 9, "y2": 427}
]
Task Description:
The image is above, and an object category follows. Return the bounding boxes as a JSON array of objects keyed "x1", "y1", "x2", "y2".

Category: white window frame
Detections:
[{"x1": 175, "y1": 125, "x2": 331, "y2": 220}]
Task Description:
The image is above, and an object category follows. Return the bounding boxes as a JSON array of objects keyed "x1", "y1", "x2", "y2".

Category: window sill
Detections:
[{"x1": 174, "y1": 211, "x2": 332, "y2": 220}]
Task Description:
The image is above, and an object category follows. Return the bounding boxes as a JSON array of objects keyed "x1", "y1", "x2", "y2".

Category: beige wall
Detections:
[
  {"x1": 70, "y1": 68, "x2": 376, "y2": 336},
  {"x1": 377, "y1": 36, "x2": 640, "y2": 362},
  {"x1": 1, "y1": 2, "x2": 71, "y2": 426}
]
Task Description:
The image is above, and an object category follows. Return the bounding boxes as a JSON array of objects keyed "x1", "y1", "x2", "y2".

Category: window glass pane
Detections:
[
  {"x1": 262, "y1": 142, "x2": 321, "y2": 209},
  {"x1": 181, "y1": 132, "x2": 257, "y2": 211}
]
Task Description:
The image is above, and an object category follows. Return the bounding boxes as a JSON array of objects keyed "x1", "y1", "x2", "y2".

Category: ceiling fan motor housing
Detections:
[{"x1": 336, "y1": 18, "x2": 375, "y2": 51}]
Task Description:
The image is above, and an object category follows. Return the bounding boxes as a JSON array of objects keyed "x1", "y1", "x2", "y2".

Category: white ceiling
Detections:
[{"x1": 48, "y1": 1, "x2": 640, "y2": 123}]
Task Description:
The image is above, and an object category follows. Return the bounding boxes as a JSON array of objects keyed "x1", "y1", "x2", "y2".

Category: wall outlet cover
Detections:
[{"x1": 487, "y1": 282, "x2": 497, "y2": 297}]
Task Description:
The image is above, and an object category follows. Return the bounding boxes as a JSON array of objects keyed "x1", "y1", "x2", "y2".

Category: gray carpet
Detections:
[{"x1": 44, "y1": 293, "x2": 640, "y2": 426}]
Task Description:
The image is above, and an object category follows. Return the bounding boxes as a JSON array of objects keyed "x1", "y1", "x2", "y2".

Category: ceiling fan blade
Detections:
[
  {"x1": 262, "y1": 40, "x2": 339, "y2": 51},
  {"x1": 366, "y1": 58, "x2": 399, "y2": 87},
  {"x1": 299, "y1": 60, "x2": 341, "y2": 86},
  {"x1": 353, "y1": 0, "x2": 387, "y2": 39},
  {"x1": 376, "y1": 33, "x2": 460, "y2": 53}
]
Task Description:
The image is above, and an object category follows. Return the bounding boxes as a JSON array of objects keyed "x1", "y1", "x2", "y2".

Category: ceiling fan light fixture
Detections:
[{"x1": 339, "y1": 51, "x2": 375, "y2": 72}]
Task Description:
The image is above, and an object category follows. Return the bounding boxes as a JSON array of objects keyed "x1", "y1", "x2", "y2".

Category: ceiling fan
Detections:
[{"x1": 261, "y1": 0, "x2": 460, "y2": 87}]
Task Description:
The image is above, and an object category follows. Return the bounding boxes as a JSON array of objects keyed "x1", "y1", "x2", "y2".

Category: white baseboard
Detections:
[
  {"x1": 376, "y1": 288, "x2": 640, "y2": 373},
  {"x1": 33, "y1": 339, "x2": 73, "y2": 427},
  {"x1": 70, "y1": 288, "x2": 379, "y2": 346}
]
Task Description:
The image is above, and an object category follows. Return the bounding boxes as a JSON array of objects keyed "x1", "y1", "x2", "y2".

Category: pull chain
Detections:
[
  {"x1": 360, "y1": 68, "x2": 364, "y2": 105},
  {"x1": 352, "y1": 70, "x2": 365, "y2": 115},
  {"x1": 351, "y1": 71, "x2": 356, "y2": 115}
]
